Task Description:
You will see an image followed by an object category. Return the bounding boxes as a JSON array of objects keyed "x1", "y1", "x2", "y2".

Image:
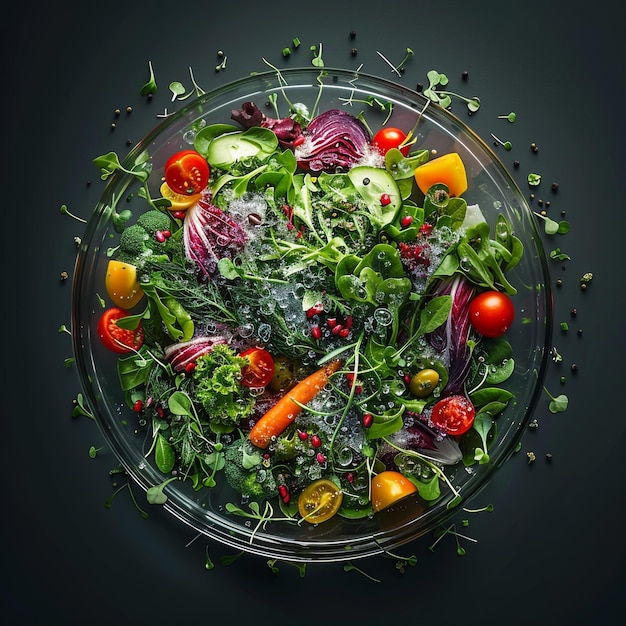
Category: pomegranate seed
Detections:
[
  {"x1": 311, "y1": 434, "x2": 322, "y2": 448},
  {"x1": 185, "y1": 362, "x2": 196, "y2": 373},
  {"x1": 172, "y1": 210, "x2": 186, "y2": 220},
  {"x1": 339, "y1": 328, "x2": 350, "y2": 338},
  {"x1": 298, "y1": 430, "x2": 309, "y2": 441},
  {"x1": 306, "y1": 303, "x2": 324, "y2": 318},
  {"x1": 404, "y1": 373, "x2": 412, "y2": 384},
  {"x1": 316, "y1": 452, "x2": 326, "y2": 464},
  {"x1": 347, "y1": 472, "x2": 354, "y2": 484},
  {"x1": 162, "y1": 229, "x2": 171, "y2": 238},
  {"x1": 155, "y1": 230, "x2": 166, "y2": 243},
  {"x1": 380, "y1": 193, "x2": 391, "y2": 206},
  {"x1": 156, "y1": 406, "x2": 165, "y2": 418},
  {"x1": 419, "y1": 223, "x2": 433, "y2": 236},
  {"x1": 311, "y1": 325, "x2": 322, "y2": 340},
  {"x1": 354, "y1": 385, "x2": 363, "y2": 394},
  {"x1": 326, "y1": 317, "x2": 337, "y2": 328},
  {"x1": 331, "y1": 323, "x2": 344, "y2": 336},
  {"x1": 345, "y1": 372, "x2": 355, "y2": 384},
  {"x1": 363, "y1": 413, "x2": 373, "y2": 428},
  {"x1": 401, "y1": 215, "x2": 413, "y2": 227},
  {"x1": 132, "y1": 399, "x2": 143, "y2": 412},
  {"x1": 344, "y1": 316, "x2": 353, "y2": 329},
  {"x1": 293, "y1": 135, "x2": 305, "y2": 147}
]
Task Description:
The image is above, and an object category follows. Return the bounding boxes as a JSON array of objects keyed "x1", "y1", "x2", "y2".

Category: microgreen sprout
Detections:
[
  {"x1": 58, "y1": 324, "x2": 71, "y2": 336},
  {"x1": 491, "y1": 133, "x2": 512, "y2": 151},
  {"x1": 88, "y1": 445, "x2": 103, "y2": 458},
  {"x1": 266, "y1": 559, "x2": 307, "y2": 577},
  {"x1": 205, "y1": 547, "x2": 215, "y2": 571},
  {"x1": 429, "y1": 524, "x2": 477, "y2": 555},
  {"x1": 140, "y1": 60, "x2": 157, "y2": 96},
  {"x1": 498, "y1": 111, "x2": 517, "y2": 122},
  {"x1": 310, "y1": 43, "x2": 324, "y2": 67},
  {"x1": 527, "y1": 172, "x2": 542, "y2": 186},
  {"x1": 60, "y1": 204, "x2": 86, "y2": 224},
  {"x1": 543, "y1": 386, "x2": 569, "y2": 413},
  {"x1": 72, "y1": 393, "x2": 94, "y2": 419},
  {"x1": 462, "y1": 503, "x2": 494, "y2": 513},
  {"x1": 146, "y1": 476, "x2": 178, "y2": 505},
  {"x1": 581, "y1": 272, "x2": 593, "y2": 284},
  {"x1": 534, "y1": 211, "x2": 570, "y2": 235},
  {"x1": 550, "y1": 248, "x2": 571, "y2": 261},
  {"x1": 343, "y1": 563, "x2": 381, "y2": 582},
  {"x1": 376, "y1": 48, "x2": 413, "y2": 76},
  {"x1": 215, "y1": 54, "x2": 228, "y2": 72},
  {"x1": 550, "y1": 347, "x2": 563, "y2": 363},
  {"x1": 422, "y1": 70, "x2": 481, "y2": 112}
]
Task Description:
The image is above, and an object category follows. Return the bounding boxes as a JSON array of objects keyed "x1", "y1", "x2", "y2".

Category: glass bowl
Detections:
[{"x1": 72, "y1": 67, "x2": 552, "y2": 562}]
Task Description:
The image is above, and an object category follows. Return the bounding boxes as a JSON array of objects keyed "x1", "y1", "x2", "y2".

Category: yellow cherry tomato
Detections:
[
  {"x1": 371, "y1": 471, "x2": 418, "y2": 513},
  {"x1": 409, "y1": 368, "x2": 440, "y2": 398},
  {"x1": 297, "y1": 479, "x2": 343, "y2": 524},
  {"x1": 105, "y1": 259, "x2": 144, "y2": 309},
  {"x1": 159, "y1": 181, "x2": 201, "y2": 211}
]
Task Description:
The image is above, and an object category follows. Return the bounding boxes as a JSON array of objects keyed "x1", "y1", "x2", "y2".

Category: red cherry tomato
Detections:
[
  {"x1": 239, "y1": 347, "x2": 275, "y2": 388},
  {"x1": 430, "y1": 395, "x2": 476, "y2": 436},
  {"x1": 372, "y1": 127, "x2": 410, "y2": 157},
  {"x1": 164, "y1": 150, "x2": 210, "y2": 195},
  {"x1": 469, "y1": 290, "x2": 515, "y2": 338},
  {"x1": 97, "y1": 307, "x2": 144, "y2": 354}
]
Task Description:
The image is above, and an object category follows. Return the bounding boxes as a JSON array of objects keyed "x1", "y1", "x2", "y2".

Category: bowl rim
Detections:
[{"x1": 71, "y1": 66, "x2": 553, "y2": 561}]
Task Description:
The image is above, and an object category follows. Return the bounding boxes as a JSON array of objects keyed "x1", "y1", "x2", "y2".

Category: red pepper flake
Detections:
[{"x1": 380, "y1": 193, "x2": 391, "y2": 206}]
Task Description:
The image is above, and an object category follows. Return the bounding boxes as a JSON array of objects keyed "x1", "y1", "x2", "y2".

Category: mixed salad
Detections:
[{"x1": 95, "y1": 87, "x2": 523, "y2": 528}]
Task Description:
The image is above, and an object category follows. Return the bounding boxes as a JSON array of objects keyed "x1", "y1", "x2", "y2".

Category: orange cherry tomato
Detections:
[
  {"x1": 371, "y1": 470, "x2": 418, "y2": 513},
  {"x1": 372, "y1": 127, "x2": 410, "y2": 157},
  {"x1": 430, "y1": 395, "x2": 476, "y2": 436},
  {"x1": 469, "y1": 290, "x2": 515, "y2": 338},
  {"x1": 239, "y1": 347, "x2": 275, "y2": 388},
  {"x1": 164, "y1": 150, "x2": 210, "y2": 195},
  {"x1": 97, "y1": 307, "x2": 144, "y2": 354},
  {"x1": 414, "y1": 152, "x2": 468, "y2": 197}
]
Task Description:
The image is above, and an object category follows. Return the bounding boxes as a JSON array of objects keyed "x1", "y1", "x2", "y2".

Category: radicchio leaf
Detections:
[
  {"x1": 427, "y1": 274, "x2": 475, "y2": 394},
  {"x1": 183, "y1": 190, "x2": 248, "y2": 279},
  {"x1": 164, "y1": 335, "x2": 228, "y2": 372},
  {"x1": 294, "y1": 109, "x2": 370, "y2": 173},
  {"x1": 231, "y1": 101, "x2": 303, "y2": 149}
]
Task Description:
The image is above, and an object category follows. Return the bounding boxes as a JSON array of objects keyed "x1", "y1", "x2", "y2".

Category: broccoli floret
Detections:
[
  {"x1": 136, "y1": 209, "x2": 172, "y2": 234},
  {"x1": 223, "y1": 436, "x2": 278, "y2": 502},
  {"x1": 116, "y1": 213, "x2": 173, "y2": 267}
]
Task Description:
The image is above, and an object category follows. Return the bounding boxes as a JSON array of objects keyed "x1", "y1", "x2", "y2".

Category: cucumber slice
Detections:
[
  {"x1": 347, "y1": 166, "x2": 402, "y2": 228},
  {"x1": 206, "y1": 133, "x2": 265, "y2": 168}
]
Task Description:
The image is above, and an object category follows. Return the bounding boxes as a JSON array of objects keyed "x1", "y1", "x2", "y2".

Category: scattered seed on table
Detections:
[
  {"x1": 545, "y1": 453, "x2": 553, "y2": 462},
  {"x1": 551, "y1": 182, "x2": 559, "y2": 191},
  {"x1": 351, "y1": 48, "x2": 357, "y2": 56},
  {"x1": 350, "y1": 30, "x2": 356, "y2": 39},
  {"x1": 462, "y1": 70, "x2": 469, "y2": 80}
]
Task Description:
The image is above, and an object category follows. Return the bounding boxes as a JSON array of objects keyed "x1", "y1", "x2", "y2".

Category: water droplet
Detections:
[{"x1": 373, "y1": 307, "x2": 393, "y2": 326}]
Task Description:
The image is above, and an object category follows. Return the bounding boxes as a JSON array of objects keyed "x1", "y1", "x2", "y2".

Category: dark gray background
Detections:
[{"x1": 2, "y1": 1, "x2": 623, "y2": 624}]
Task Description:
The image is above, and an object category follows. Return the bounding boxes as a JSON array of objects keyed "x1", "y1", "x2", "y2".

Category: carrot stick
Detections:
[{"x1": 248, "y1": 359, "x2": 342, "y2": 449}]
